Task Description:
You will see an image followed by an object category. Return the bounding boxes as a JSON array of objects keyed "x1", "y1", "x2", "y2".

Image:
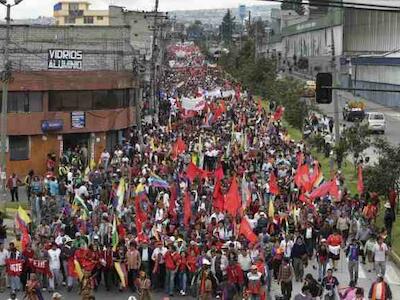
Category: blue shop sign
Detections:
[{"x1": 41, "y1": 120, "x2": 63, "y2": 132}]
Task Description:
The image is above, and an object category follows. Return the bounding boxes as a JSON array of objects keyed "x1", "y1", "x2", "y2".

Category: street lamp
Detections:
[{"x1": 0, "y1": 0, "x2": 24, "y2": 197}]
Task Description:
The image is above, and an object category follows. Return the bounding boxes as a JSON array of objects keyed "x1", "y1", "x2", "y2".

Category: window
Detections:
[
  {"x1": 0, "y1": 92, "x2": 43, "y2": 113},
  {"x1": 97, "y1": 16, "x2": 103, "y2": 21},
  {"x1": 9, "y1": 136, "x2": 29, "y2": 161},
  {"x1": 64, "y1": 16, "x2": 76, "y2": 24},
  {"x1": 49, "y1": 91, "x2": 92, "y2": 111},
  {"x1": 69, "y1": 3, "x2": 79, "y2": 11},
  {"x1": 49, "y1": 89, "x2": 131, "y2": 111},
  {"x1": 84, "y1": 16, "x2": 94, "y2": 24}
]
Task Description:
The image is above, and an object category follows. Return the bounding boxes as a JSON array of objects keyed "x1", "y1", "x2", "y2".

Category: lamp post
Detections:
[{"x1": 0, "y1": 0, "x2": 24, "y2": 196}]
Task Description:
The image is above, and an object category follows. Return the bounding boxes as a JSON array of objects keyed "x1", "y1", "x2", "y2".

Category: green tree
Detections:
[
  {"x1": 341, "y1": 123, "x2": 370, "y2": 166},
  {"x1": 187, "y1": 20, "x2": 204, "y2": 41},
  {"x1": 221, "y1": 9, "x2": 235, "y2": 45},
  {"x1": 364, "y1": 138, "x2": 400, "y2": 196},
  {"x1": 281, "y1": 0, "x2": 305, "y2": 15}
]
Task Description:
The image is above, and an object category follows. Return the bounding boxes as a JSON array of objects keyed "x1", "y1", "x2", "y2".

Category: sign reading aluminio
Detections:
[{"x1": 48, "y1": 49, "x2": 83, "y2": 70}]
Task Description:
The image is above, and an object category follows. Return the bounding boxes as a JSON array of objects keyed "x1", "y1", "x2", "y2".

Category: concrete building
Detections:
[
  {"x1": 266, "y1": 3, "x2": 400, "y2": 107},
  {"x1": 0, "y1": 25, "x2": 140, "y2": 176},
  {"x1": 53, "y1": 1, "x2": 109, "y2": 26}
]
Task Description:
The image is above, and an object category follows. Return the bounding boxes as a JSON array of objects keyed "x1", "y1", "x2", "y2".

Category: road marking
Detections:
[{"x1": 385, "y1": 264, "x2": 400, "y2": 285}]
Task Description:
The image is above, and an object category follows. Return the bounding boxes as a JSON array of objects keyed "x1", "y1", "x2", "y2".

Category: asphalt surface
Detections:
[
  {"x1": 291, "y1": 71, "x2": 400, "y2": 164},
  {"x1": 3, "y1": 251, "x2": 400, "y2": 299}
]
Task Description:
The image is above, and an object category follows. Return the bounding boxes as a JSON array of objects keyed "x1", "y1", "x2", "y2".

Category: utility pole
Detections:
[
  {"x1": 331, "y1": 26, "x2": 340, "y2": 147},
  {"x1": 150, "y1": 0, "x2": 159, "y2": 124},
  {"x1": 1, "y1": 3, "x2": 12, "y2": 196}
]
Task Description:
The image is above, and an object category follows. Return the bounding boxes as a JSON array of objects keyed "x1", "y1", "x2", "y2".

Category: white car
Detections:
[{"x1": 365, "y1": 112, "x2": 386, "y2": 134}]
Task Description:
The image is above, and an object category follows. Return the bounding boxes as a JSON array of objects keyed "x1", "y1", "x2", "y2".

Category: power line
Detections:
[{"x1": 258, "y1": 0, "x2": 400, "y2": 12}]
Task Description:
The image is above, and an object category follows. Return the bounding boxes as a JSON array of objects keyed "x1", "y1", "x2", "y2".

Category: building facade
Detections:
[
  {"x1": 0, "y1": 25, "x2": 139, "y2": 177},
  {"x1": 53, "y1": 1, "x2": 109, "y2": 26},
  {"x1": 266, "y1": 5, "x2": 400, "y2": 107}
]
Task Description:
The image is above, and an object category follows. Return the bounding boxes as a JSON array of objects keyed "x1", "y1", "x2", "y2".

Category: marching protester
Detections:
[{"x1": 0, "y1": 41, "x2": 397, "y2": 300}]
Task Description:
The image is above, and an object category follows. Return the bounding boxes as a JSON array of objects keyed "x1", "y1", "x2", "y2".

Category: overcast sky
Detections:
[{"x1": 1, "y1": 0, "x2": 274, "y2": 19}]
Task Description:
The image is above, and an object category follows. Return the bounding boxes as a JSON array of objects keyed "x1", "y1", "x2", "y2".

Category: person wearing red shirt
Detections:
[
  {"x1": 178, "y1": 251, "x2": 189, "y2": 296},
  {"x1": 164, "y1": 245, "x2": 180, "y2": 296},
  {"x1": 327, "y1": 230, "x2": 343, "y2": 271},
  {"x1": 226, "y1": 260, "x2": 244, "y2": 294}
]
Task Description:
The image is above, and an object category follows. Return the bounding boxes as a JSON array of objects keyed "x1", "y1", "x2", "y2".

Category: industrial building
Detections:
[{"x1": 266, "y1": 3, "x2": 400, "y2": 107}]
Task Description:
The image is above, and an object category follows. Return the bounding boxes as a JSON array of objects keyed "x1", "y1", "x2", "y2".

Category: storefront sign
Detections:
[
  {"x1": 41, "y1": 119, "x2": 63, "y2": 132},
  {"x1": 71, "y1": 111, "x2": 85, "y2": 129},
  {"x1": 48, "y1": 49, "x2": 83, "y2": 70}
]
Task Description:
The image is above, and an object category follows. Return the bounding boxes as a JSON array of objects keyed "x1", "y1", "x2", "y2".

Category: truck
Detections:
[{"x1": 343, "y1": 100, "x2": 366, "y2": 122}]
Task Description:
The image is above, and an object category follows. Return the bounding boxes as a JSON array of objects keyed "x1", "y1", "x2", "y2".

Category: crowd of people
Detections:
[{"x1": 0, "y1": 41, "x2": 396, "y2": 300}]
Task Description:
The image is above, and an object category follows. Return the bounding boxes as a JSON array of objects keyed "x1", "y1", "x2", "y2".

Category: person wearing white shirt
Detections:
[
  {"x1": 373, "y1": 237, "x2": 389, "y2": 276},
  {"x1": 280, "y1": 236, "x2": 294, "y2": 258},
  {"x1": 48, "y1": 243, "x2": 62, "y2": 292},
  {"x1": 151, "y1": 242, "x2": 168, "y2": 290},
  {"x1": 238, "y1": 249, "x2": 252, "y2": 273},
  {"x1": 0, "y1": 242, "x2": 9, "y2": 292}
]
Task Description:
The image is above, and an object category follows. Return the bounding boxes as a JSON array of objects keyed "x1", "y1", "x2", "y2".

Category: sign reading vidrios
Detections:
[{"x1": 48, "y1": 49, "x2": 83, "y2": 70}]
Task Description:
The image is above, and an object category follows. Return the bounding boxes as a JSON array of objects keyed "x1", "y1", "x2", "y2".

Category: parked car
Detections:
[{"x1": 363, "y1": 112, "x2": 386, "y2": 134}]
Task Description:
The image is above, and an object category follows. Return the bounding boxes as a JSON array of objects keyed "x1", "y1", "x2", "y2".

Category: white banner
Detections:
[{"x1": 181, "y1": 96, "x2": 205, "y2": 111}]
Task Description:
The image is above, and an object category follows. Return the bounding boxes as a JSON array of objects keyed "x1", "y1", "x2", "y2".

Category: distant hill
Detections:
[{"x1": 170, "y1": 4, "x2": 280, "y2": 26}]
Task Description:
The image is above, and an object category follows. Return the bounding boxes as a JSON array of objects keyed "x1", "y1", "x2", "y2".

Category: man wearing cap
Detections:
[{"x1": 368, "y1": 274, "x2": 392, "y2": 300}]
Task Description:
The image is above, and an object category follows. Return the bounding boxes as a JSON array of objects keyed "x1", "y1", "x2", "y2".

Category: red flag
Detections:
[
  {"x1": 310, "y1": 162, "x2": 323, "y2": 188},
  {"x1": 224, "y1": 176, "x2": 241, "y2": 217},
  {"x1": 214, "y1": 165, "x2": 224, "y2": 181},
  {"x1": 269, "y1": 172, "x2": 279, "y2": 195},
  {"x1": 357, "y1": 165, "x2": 364, "y2": 194},
  {"x1": 273, "y1": 106, "x2": 285, "y2": 121},
  {"x1": 295, "y1": 164, "x2": 312, "y2": 191},
  {"x1": 309, "y1": 180, "x2": 338, "y2": 200},
  {"x1": 186, "y1": 162, "x2": 211, "y2": 182},
  {"x1": 172, "y1": 137, "x2": 186, "y2": 159},
  {"x1": 213, "y1": 178, "x2": 225, "y2": 211},
  {"x1": 257, "y1": 98, "x2": 262, "y2": 113},
  {"x1": 239, "y1": 218, "x2": 258, "y2": 243},
  {"x1": 186, "y1": 162, "x2": 200, "y2": 182},
  {"x1": 183, "y1": 191, "x2": 192, "y2": 227}
]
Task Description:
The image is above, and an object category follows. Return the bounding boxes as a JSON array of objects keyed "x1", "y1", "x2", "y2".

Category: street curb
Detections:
[{"x1": 389, "y1": 250, "x2": 400, "y2": 267}]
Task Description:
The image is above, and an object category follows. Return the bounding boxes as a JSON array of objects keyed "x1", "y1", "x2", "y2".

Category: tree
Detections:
[
  {"x1": 341, "y1": 123, "x2": 370, "y2": 166},
  {"x1": 364, "y1": 138, "x2": 400, "y2": 196},
  {"x1": 187, "y1": 20, "x2": 204, "y2": 41},
  {"x1": 221, "y1": 9, "x2": 235, "y2": 45},
  {"x1": 281, "y1": 0, "x2": 305, "y2": 15}
]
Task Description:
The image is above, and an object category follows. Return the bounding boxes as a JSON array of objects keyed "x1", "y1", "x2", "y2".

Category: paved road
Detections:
[
  {"x1": 1, "y1": 247, "x2": 399, "y2": 300},
  {"x1": 290, "y1": 71, "x2": 400, "y2": 164}
]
